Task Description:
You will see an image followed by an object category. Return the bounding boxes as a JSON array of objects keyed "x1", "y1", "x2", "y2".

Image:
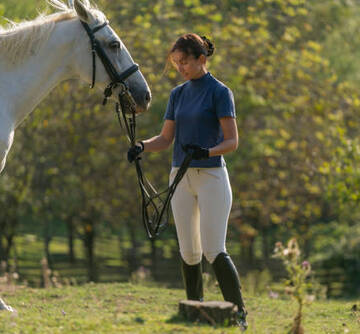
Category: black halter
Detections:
[{"x1": 80, "y1": 20, "x2": 139, "y2": 105}]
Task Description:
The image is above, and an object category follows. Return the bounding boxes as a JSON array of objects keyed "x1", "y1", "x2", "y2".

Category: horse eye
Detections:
[{"x1": 110, "y1": 41, "x2": 121, "y2": 50}]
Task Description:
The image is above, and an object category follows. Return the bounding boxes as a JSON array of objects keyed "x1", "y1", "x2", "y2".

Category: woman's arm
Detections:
[
  {"x1": 209, "y1": 117, "x2": 238, "y2": 157},
  {"x1": 142, "y1": 120, "x2": 175, "y2": 152}
]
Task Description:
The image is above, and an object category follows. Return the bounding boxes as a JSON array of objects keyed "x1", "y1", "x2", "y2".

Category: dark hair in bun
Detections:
[
  {"x1": 200, "y1": 35, "x2": 214, "y2": 57},
  {"x1": 169, "y1": 33, "x2": 215, "y2": 59}
]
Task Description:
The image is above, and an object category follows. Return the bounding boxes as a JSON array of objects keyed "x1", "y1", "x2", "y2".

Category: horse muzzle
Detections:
[
  {"x1": 132, "y1": 87, "x2": 151, "y2": 115},
  {"x1": 120, "y1": 87, "x2": 151, "y2": 115}
]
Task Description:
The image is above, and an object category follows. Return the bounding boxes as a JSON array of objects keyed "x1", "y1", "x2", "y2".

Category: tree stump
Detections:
[{"x1": 179, "y1": 300, "x2": 238, "y2": 326}]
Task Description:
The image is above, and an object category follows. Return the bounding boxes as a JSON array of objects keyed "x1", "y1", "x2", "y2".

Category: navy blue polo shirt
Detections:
[{"x1": 164, "y1": 72, "x2": 236, "y2": 168}]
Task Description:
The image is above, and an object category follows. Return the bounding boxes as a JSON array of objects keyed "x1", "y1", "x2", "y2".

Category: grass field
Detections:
[{"x1": 0, "y1": 282, "x2": 359, "y2": 334}]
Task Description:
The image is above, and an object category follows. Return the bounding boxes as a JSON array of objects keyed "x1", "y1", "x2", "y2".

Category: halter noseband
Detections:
[{"x1": 80, "y1": 20, "x2": 139, "y2": 105}]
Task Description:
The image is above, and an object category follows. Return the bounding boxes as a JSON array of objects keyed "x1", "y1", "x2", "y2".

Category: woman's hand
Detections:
[
  {"x1": 182, "y1": 144, "x2": 209, "y2": 160},
  {"x1": 127, "y1": 142, "x2": 144, "y2": 162}
]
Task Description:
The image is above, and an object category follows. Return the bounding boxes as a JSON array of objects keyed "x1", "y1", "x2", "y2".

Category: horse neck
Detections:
[{"x1": 0, "y1": 19, "x2": 82, "y2": 127}]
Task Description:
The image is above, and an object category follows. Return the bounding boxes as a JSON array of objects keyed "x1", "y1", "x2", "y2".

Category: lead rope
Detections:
[{"x1": 115, "y1": 100, "x2": 193, "y2": 239}]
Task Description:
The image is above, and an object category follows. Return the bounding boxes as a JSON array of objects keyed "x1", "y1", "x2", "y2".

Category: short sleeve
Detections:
[
  {"x1": 214, "y1": 86, "x2": 236, "y2": 119},
  {"x1": 164, "y1": 90, "x2": 175, "y2": 120}
]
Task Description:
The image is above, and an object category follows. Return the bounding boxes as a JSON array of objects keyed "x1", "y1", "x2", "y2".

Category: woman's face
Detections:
[{"x1": 171, "y1": 50, "x2": 207, "y2": 81}]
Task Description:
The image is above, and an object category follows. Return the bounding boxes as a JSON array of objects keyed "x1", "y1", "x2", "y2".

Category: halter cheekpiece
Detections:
[{"x1": 80, "y1": 20, "x2": 139, "y2": 106}]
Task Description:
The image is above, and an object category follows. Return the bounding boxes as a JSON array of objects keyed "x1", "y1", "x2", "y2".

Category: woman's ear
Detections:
[{"x1": 199, "y1": 54, "x2": 207, "y2": 65}]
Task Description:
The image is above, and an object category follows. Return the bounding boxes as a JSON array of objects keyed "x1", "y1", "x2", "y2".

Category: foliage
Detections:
[{"x1": 0, "y1": 0, "x2": 45, "y2": 24}]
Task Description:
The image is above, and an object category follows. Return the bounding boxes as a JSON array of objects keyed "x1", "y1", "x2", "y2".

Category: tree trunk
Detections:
[
  {"x1": 261, "y1": 225, "x2": 270, "y2": 263},
  {"x1": 66, "y1": 217, "x2": 76, "y2": 263},
  {"x1": 126, "y1": 220, "x2": 139, "y2": 275},
  {"x1": 303, "y1": 223, "x2": 311, "y2": 258},
  {"x1": 0, "y1": 233, "x2": 4, "y2": 263},
  {"x1": 248, "y1": 237, "x2": 255, "y2": 264},
  {"x1": 83, "y1": 221, "x2": 97, "y2": 282},
  {"x1": 4, "y1": 234, "x2": 14, "y2": 272},
  {"x1": 44, "y1": 220, "x2": 52, "y2": 269},
  {"x1": 150, "y1": 238, "x2": 157, "y2": 280}
]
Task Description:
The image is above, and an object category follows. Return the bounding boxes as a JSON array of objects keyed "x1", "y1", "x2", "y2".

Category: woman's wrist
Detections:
[
  {"x1": 208, "y1": 147, "x2": 215, "y2": 157},
  {"x1": 135, "y1": 141, "x2": 145, "y2": 152}
]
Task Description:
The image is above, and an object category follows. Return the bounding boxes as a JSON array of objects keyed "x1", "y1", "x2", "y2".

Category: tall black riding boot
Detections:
[
  {"x1": 212, "y1": 252, "x2": 247, "y2": 330},
  {"x1": 181, "y1": 258, "x2": 203, "y2": 301}
]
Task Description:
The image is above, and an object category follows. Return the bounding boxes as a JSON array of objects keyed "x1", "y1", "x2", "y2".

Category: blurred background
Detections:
[{"x1": 0, "y1": 0, "x2": 359, "y2": 298}]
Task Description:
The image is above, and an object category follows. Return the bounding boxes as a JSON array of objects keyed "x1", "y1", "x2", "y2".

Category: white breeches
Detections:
[{"x1": 170, "y1": 167, "x2": 232, "y2": 265}]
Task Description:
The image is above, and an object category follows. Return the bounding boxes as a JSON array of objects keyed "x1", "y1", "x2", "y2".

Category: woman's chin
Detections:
[{"x1": 181, "y1": 73, "x2": 190, "y2": 80}]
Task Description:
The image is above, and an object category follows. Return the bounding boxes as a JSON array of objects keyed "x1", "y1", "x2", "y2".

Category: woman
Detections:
[{"x1": 128, "y1": 33, "x2": 247, "y2": 330}]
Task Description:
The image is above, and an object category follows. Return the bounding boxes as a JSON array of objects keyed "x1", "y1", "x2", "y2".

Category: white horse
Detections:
[
  {"x1": 0, "y1": 0, "x2": 151, "y2": 311},
  {"x1": 0, "y1": 0, "x2": 151, "y2": 175}
]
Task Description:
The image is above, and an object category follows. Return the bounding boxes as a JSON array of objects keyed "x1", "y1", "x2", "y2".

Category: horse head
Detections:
[{"x1": 71, "y1": 0, "x2": 151, "y2": 114}]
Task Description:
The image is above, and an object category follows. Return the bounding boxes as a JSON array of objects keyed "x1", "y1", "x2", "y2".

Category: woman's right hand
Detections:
[
  {"x1": 182, "y1": 144, "x2": 209, "y2": 160},
  {"x1": 127, "y1": 142, "x2": 144, "y2": 162}
]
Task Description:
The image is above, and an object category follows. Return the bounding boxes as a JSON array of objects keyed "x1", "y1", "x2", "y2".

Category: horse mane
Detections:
[{"x1": 0, "y1": 0, "x2": 94, "y2": 66}]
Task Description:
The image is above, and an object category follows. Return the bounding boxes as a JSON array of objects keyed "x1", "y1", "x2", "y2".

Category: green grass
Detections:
[{"x1": 0, "y1": 282, "x2": 359, "y2": 333}]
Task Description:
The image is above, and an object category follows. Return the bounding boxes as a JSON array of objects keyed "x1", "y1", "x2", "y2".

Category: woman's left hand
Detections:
[
  {"x1": 127, "y1": 142, "x2": 144, "y2": 162},
  {"x1": 182, "y1": 144, "x2": 209, "y2": 160}
]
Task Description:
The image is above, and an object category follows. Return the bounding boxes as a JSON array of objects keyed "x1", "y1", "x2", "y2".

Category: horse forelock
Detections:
[{"x1": 0, "y1": 0, "x2": 102, "y2": 66}]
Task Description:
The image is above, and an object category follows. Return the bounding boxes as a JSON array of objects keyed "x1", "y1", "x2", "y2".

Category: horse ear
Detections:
[{"x1": 74, "y1": 0, "x2": 90, "y2": 22}]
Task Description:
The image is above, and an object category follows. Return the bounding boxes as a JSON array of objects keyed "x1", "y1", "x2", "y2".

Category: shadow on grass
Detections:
[
  {"x1": 167, "y1": 313, "x2": 206, "y2": 325},
  {"x1": 166, "y1": 313, "x2": 230, "y2": 329}
]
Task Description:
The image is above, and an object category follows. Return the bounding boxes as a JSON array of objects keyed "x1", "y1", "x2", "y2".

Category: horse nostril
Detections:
[{"x1": 145, "y1": 91, "x2": 151, "y2": 103}]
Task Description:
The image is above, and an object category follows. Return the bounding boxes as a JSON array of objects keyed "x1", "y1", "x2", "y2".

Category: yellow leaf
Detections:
[
  {"x1": 288, "y1": 142, "x2": 298, "y2": 150},
  {"x1": 280, "y1": 129, "x2": 290, "y2": 140},
  {"x1": 271, "y1": 213, "x2": 282, "y2": 224},
  {"x1": 275, "y1": 139, "x2": 286, "y2": 149},
  {"x1": 315, "y1": 132, "x2": 324, "y2": 141},
  {"x1": 237, "y1": 66, "x2": 248, "y2": 76}
]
